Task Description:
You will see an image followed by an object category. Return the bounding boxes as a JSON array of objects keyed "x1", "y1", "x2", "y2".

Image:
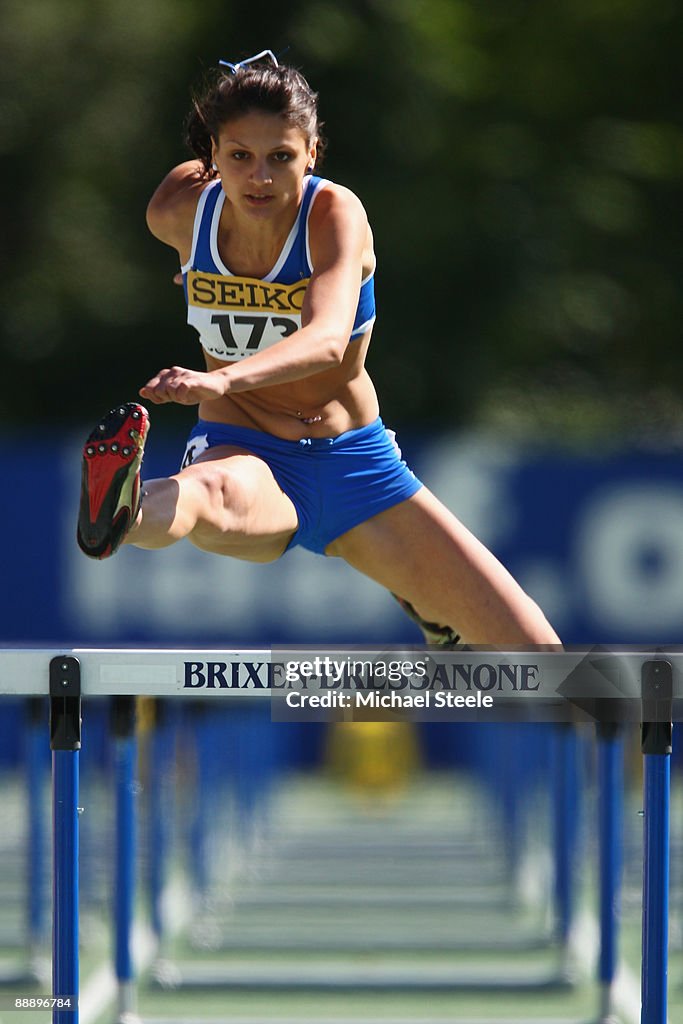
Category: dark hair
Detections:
[{"x1": 185, "y1": 62, "x2": 326, "y2": 178}]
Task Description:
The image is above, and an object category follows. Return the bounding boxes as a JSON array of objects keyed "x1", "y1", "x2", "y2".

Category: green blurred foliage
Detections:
[{"x1": 1, "y1": 0, "x2": 682, "y2": 441}]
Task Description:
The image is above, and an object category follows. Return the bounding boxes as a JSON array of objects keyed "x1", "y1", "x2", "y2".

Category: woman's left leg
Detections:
[{"x1": 326, "y1": 487, "x2": 560, "y2": 647}]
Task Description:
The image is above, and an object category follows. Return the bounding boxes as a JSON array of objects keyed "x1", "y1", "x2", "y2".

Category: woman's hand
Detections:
[{"x1": 139, "y1": 366, "x2": 226, "y2": 405}]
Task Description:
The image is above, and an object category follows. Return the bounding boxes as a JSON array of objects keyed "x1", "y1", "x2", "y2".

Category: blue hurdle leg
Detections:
[
  {"x1": 596, "y1": 721, "x2": 624, "y2": 1022},
  {"x1": 551, "y1": 723, "x2": 581, "y2": 962},
  {"x1": 641, "y1": 754, "x2": 670, "y2": 1024},
  {"x1": 49, "y1": 656, "x2": 81, "y2": 1024},
  {"x1": 640, "y1": 659, "x2": 673, "y2": 1024},
  {"x1": 111, "y1": 697, "x2": 139, "y2": 1023},
  {"x1": 52, "y1": 750, "x2": 79, "y2": 1023}
]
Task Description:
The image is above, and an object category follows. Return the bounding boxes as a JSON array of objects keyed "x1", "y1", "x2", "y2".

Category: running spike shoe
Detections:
[
  {"x1": 77, "y1": 402, "x2": 150, "y2": 559},
  {"x1": 392, "y1": 593, "x2": 462, "y2": 648}
]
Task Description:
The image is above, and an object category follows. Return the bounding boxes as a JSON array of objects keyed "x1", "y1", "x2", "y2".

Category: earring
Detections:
[{"x1": 212, "y1": 162, "x2": 218, "y2": 170}]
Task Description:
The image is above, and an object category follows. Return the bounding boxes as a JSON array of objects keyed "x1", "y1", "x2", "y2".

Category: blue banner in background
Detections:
[{"x1": 2, "y1": 427, "x2": 682, "y2": 647}]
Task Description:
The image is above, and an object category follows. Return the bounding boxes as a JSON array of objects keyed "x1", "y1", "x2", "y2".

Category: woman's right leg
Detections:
[{"x1": 127, "y1": 445, "x2": 300, "y2": 563}]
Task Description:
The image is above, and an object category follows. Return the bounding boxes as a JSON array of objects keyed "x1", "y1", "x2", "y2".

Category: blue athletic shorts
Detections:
[{"x1": 181, "y1": 417, "x2": 423, "y2": 555}]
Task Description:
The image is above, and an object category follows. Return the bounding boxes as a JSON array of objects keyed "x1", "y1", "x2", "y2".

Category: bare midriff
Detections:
[{"x1": 197, "y1": 328, "x2": 381, "y2": 439}]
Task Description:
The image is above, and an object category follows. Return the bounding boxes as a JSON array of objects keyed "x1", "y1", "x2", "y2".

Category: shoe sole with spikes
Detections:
[{"x1": 77, "y1": 402, "x2": 150, "y2": 559}]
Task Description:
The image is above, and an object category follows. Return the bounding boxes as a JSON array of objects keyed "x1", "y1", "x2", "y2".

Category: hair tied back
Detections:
[{"x1": 219, "y1": 49, "x2": 279, "y2": 75}]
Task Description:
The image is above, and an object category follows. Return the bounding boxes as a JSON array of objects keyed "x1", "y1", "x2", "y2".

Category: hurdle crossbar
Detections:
[{"x1": 0, "y1": 649, "x2": 274, "y2": 698}]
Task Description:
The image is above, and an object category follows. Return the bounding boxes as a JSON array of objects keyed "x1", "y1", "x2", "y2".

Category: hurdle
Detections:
[
  {"x1": 0, "y1": 647, "x2": 676, "y2": 1024},
  {"x1": 641, "y1": 659, "x2": 673, "y2": 1024},
  {"x1": 596, "y1": 720, "x2": 625, "y2": 1020},
  {"x1": 551, "y1": 722, "x2": 583, "y2": 967}
]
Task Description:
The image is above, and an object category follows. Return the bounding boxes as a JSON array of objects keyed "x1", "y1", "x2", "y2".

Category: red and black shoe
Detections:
[{"x1": 77, "y1": 402, "x2": 150, "y2": 559}]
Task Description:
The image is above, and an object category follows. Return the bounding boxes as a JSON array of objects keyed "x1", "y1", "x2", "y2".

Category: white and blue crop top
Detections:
[{"x1": 181, "y1": 175, "x2": 376, "y2": 362}]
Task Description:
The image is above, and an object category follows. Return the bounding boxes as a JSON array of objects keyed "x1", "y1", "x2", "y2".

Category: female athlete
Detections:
[{"x1": 77, "y1": 51, "x2": 559, "y2": 647}]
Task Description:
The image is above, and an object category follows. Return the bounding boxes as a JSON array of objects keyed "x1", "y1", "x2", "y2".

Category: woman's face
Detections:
[{"x1": 211, "y1": 111, "x2": 317, "y2": 220}]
